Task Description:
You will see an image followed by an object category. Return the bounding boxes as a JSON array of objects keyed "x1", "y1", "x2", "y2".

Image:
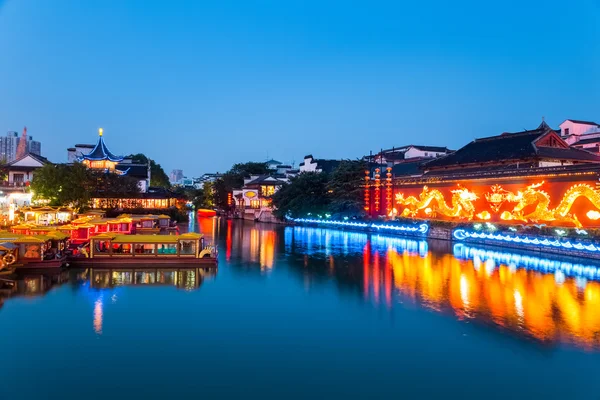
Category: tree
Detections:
[
  {"x1": 327, "y1": 160, "x2": 367, "y2": 218},
  {"x1": 128, "y1": 153, "x2": 170, "y2": 188},
  {"x1": 31, "y1": 163, "x2": 142, "y2": 209},
  {"x1": 271, "y1": 172, "x2": 331, "y2": 219},
  {"x1": 31, "y1": 163, "x2": 93, "y2": 209},
  {"x1": 92, "y1": 170, "x2": 141, "y2": 196}
]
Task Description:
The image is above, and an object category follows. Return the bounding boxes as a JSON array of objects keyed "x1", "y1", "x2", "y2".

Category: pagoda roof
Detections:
[{"x1": 80, "y1": 133, "x2": 123, "y2": 162}]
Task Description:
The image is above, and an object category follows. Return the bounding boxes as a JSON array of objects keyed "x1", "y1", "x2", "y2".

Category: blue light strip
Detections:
[
  {"x1": 290, "y1": 218, "x2": 429, "y2": 234},
  {"x1": 453, "y1": 229, "x2": 599, "y2": 253},
  {"x1": 454, "y1": 243, "x2": 600, "y2": 281}
]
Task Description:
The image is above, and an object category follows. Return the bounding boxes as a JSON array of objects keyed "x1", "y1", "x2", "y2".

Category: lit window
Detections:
[
  {"x1": 250, "y1": 200, "x2": 261, "y2": 209},
  {"x1": 261, "y1": 186, "x2": 275, "y2": 196}
]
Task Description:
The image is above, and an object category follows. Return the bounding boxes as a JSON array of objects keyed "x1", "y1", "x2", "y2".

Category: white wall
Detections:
[
  {"x1": 560, "y1": 121, "x2": 600, "y2": 138},
  {"x1": 299, "y1": 157, "x2": 319, "y2": 173}
]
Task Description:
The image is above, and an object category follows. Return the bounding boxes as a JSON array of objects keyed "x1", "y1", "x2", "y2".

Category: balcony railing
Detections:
[{"x1": 0, "y1": 181, "x2": 29, "y2": 188}]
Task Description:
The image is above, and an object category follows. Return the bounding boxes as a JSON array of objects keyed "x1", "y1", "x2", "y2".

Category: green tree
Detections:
[
  {"x1": 31, "y1": 163, "x2": 93, "y2": 209},
  {"x1": 327, "y1": 160, "x2": 367, "y2": 218},
  {"x1": 92, "y1": 170, "x2": 141, "y2": 196},
  {"x1": 128, "y1": 153, "x2": 170, "y2": 188},
  {"x1": 271, "y1": 172, "x2": 331, "y2": 219}
]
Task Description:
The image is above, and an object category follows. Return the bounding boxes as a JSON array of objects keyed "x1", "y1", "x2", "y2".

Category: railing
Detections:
[{"x1": 0, "y1": 182, "x2": 29, "y2": 188}]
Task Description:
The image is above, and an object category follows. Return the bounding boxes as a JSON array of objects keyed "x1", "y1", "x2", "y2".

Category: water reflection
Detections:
[
  {"x1": 88, "y1": 268, "x2": 213, "y2": 291},
  {"x1": 223, "y1": 222, "x2": 600, "y2": 350}
]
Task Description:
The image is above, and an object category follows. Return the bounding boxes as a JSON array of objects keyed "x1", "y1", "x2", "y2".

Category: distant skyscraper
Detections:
[
  {"x1": 0, "y1": 129, "x2": 41, "y2": 162},
  {"x1": 170, "y1": 169, "x2": 184, "y2": 184}
]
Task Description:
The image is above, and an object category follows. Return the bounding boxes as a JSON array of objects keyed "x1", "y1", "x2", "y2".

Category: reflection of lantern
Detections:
[
  {"x1": 364, "y1": 170, "x2": 370, "y2": 213},
  {"x1": 385, "y1": 167, "x2": 392, "y2": 216},
  {"x1": 374, "y1": 168, "x2": 380, "y2": 213}
]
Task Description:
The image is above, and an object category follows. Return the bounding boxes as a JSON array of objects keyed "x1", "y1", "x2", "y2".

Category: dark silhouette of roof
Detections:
[
  {"x1": 244, "y1": 174, "x2": 287, "y2": 186},
  {"x1": 115, "y1": 164, "x2": 148, "y2": 179},
  {"x1": 391, "y1": 159, "x2": 427, "y2": 177},
  {"x1": 80, "y1": 136, "x2": 123, "y2": 162},
  {"x1": 572, "y1": 136, "x2": 600, "y2": 146},
  {"x1": 423, "y1": 126, "x2": 600, "y2": 169}
]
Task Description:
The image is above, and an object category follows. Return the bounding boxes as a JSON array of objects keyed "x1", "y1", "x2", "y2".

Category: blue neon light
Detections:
[
  {"x1": 453, "y1": 229, "x2": 599, "y2": 253},
  {"x1": 290, "y1": 218, "x2": 428, "y2": 234},
  {"x1": 454, "y1": 243, "x2": 600, "y2": 281}
]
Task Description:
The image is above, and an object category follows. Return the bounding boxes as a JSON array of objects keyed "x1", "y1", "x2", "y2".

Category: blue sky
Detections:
[{"x1": 0, "y1": 0, "x2": 598, "y2": 176}]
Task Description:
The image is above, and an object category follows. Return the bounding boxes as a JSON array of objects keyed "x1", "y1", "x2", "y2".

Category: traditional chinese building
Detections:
[
  {"x1": 366, "y1": 121, "x2": 600, "y2": 228},
  {"x1": 560, "y1": 119, "x2": 600, "y2": 154},
  {"x1": 232, "y1": 173, "x2": 291, "y2": 222},
  {"x1": 69, "y1": 128, "x2": 151, "y2": 192}
]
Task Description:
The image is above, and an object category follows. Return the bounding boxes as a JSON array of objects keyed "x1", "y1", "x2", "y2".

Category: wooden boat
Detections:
[
  {"x1": 0, "y1": 233, "x2": 69, "y2": 269},
  {"x1": 69, "y1": 232, "x2": 217, "y2": 267}
]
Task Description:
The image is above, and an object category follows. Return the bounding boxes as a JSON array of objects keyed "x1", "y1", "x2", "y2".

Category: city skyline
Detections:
[{"x1": 0, "y1": 0, "x2": 598, "y2": 175}]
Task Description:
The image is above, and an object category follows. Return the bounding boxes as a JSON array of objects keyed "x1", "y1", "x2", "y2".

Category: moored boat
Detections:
[{"x1": 69, "y1": 232, "x2": 217, "y2": 267}]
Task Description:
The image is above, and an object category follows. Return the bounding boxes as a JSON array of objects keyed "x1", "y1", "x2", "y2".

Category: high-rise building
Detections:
[
  {"x1": 170, "y1": 169, "x2": 184, "y2": 184},
  {"x1": 0, "y1": 129, "x2": 42, "y2": 162}
]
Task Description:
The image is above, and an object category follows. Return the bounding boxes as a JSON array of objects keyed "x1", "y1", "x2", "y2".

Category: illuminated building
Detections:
[
  {"x1": 367, "y1": 121, "x2": 600, "y2": 228},
  {"x1": 69, "y1": 128, "x2": 151, "y2": 192},
  {"x1": 232, "y1": 171, "x2": 294, "y2": 222},
  {"x1": 3, "y1": 153, "x2": 48, "y2": 188}
]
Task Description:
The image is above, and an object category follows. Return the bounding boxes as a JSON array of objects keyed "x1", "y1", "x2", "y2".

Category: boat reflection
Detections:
[
  {"x1": 276, "y1": 224, "x2": 600, "y2": 349},
  {"x1": 88, "y1": 267, "x2": 216, "y2": 291}
]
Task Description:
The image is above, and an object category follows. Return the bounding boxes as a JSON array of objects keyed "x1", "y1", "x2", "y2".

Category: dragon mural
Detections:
[
  {"x1": 395, "y1": 186, "x2": 478, "y2": 220},
  {"x1": 500, "y1": 182, "x2": 600, "y2": 228},
  {"x1": 393, "y1": 181, "x2": 600, "y2": 228}
]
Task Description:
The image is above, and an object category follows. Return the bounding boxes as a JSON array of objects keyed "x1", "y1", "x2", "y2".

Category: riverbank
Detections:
[{"x1": 287, "y1": 218, "x2": 600, "y2": 261}]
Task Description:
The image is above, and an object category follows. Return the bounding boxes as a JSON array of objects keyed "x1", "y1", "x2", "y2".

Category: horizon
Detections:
[{"x1": 0, "y1": 0, "x2": 598, "y2": 176}]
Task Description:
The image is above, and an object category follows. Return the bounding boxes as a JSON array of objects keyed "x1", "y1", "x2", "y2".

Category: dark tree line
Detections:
[{"x1": 271, "y1": 160, "x2": 366, "y2": 219}]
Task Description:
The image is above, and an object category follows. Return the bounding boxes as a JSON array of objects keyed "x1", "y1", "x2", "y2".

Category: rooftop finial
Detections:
[{"x1": 99, "y1": 128, "x2": 103, "y2": 137}]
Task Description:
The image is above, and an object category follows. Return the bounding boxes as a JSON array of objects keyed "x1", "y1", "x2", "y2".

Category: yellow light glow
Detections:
[
  {"x1": 98, "y1": 128, "x2": 103, "y2": 136},
  {"x1": 587, "y1": 210, "x2": 600, "y2": 220},
  {"x1": 476, "y1": 211, "x2": 491, "y2": 220}
]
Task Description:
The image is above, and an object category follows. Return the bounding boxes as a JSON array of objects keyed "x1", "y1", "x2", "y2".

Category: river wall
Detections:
[{"x1": 288, "y1": 219, "x2": 600, "y2": 261}]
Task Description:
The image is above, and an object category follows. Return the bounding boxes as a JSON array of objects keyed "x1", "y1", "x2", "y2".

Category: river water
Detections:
[{"x1": 1, "y1": 217, "x2": 600, "y2": 399}]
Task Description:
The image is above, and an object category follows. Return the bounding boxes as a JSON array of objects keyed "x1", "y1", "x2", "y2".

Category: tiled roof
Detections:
[
  {"x1": 115, "y1": 163, "x2": 148, "y2": 179},
  {"x1": 572, "y1": 136, "x2": 600, "y2": 146},
  {"x1": 244, "y1": 174, "x2": 287, "y2": 186},
  {"x1": 564, "y1": 119, "x2": 599, "y2": 126},
  {"x1": 424, "y1": 129, "x2": 546, "y2": 168},
  {"x1": 80, "y1": 136, "x2": 123, "y2": 162},
  {"x1": 7, "y1": 153, "x2": 49, "y2": 166},
  {"x1": 391, "y1": 160, "x2": 426, "y2": 177}
]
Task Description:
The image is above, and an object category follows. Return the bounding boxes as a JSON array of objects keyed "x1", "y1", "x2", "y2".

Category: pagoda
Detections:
[{"x1": 79, "y1": 128, "x2": 124, "y2": 171}]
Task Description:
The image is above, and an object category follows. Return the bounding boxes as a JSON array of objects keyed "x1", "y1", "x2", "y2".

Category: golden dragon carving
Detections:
[
  {"x1": 500, "y1": 182, "x2": 600, "y2": 228},
  {"x1": 395, "y1": 186, "x2": 478, "y2": 220}
]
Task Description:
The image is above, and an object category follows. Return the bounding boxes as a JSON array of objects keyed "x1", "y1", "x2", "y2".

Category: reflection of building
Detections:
[
  {"x1": 0, "y1": 128, "x2": 42, "y2": 163},
  {"x1": 88, "y1": 268, "x2": 215, "y2": 291}
]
